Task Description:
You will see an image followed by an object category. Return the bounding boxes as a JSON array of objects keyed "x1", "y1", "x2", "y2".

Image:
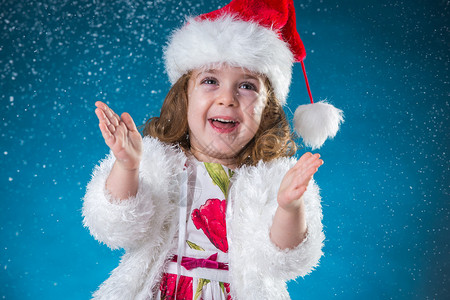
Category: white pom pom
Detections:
[{"x1": 293, "y1": 100, "x2": 344, "y2": 149}]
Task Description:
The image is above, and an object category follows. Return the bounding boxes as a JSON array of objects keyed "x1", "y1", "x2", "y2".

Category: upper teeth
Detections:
[{"x1": 213, "y1": 118, "x2": 235, "y2": 123}]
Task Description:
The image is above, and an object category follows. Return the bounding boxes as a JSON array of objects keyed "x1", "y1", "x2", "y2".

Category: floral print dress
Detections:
[{"x1": 157, "y1": 159, "x2": 234, "y2": 300}]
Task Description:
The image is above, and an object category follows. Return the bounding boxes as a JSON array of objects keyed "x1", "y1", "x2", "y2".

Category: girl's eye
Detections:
[
  {"x1": 201, "y1": 77, "x2": 218, "y2": 85},
  {"x1": 240, "y1": 82, "x2": 257, "y2": 91}
]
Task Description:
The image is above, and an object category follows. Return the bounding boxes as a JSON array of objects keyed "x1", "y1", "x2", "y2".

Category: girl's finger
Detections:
[
  {"x1": 99, "y1": 122, "x2": 115, "y2": 146},
  {"x1": 121, "y1": 112, "x2": 138, "y2": 132},
  {"x1": 95, "y1": 101, "x2": 112, "y2": 113},
  {"x1": 95, "y1": 101, "x2": 105, "y2": 109},
  {"x1": 301, "y1": 154, "x2": 322, "y2": 171},
  {"x1": 107, "y1": 123, "x2": 116, "y2": 134},
  {"x1": 292, "y1": 163, "x2": 321, "y2": 188},
  {"x1": 95, "y1": 103, "x2": 118, "y2": 141},
  {"x1": 295, "y1": 152, "x2": 313, "y2": 167},
  {"x1": 96, "y1": 108, "x2": 116, "y2": 135},
  {"x1": 113, "y1": 122, "x2": 126, "y2": 144},
  {"x1": 95, "y1": 108, "x2": 108, "y2": 124},
  {"x1": 294, "y1": 153, "x2": 321, "y2": 172},
  {"x1": 104, "y1": 106, "x2": 120, "y2": 127},
  {"x1": 111, "y1": 108, "x2": 121, "y2": 126},
  {"x1": 294, "y1": 152, "x2": 321, "y2": 169},
  {"x1": 301, "y1": 161, "x2": 322, "y2": 177},
  {"x1": 97, "y1": 101, "x2": 120, "y2": 127}
]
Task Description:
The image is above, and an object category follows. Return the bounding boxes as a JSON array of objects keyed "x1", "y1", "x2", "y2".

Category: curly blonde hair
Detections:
[{"x1": 143, "y1": 73, "x2": 296, "y2": 167}]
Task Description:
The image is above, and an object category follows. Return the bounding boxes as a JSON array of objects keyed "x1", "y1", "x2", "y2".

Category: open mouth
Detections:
[{"x1": 209, "y1": 118, "x2": 239, "y2": 132}]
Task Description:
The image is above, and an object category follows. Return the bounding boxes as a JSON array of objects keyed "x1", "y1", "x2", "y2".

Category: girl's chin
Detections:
[
  {"x1": 205, "y1": 149, "x2": 239, "y2": 160},
  {"x1": 192, "y1": 145, "x2": 241, "y2": 161}
]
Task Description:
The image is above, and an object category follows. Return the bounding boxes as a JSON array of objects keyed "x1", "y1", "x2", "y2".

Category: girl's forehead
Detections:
[{"x1": 192, "y1": 63, "x2": 263, "y2": 79}]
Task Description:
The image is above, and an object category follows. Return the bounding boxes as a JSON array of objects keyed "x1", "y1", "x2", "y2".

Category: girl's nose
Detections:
[{"x1": 216, "y1": 87, "x2": 237, "y2": 107}]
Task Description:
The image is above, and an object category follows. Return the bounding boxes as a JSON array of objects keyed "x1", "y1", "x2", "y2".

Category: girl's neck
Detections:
[{"x1": 189, "y1": 148, "x2": 237, "y2": 170}]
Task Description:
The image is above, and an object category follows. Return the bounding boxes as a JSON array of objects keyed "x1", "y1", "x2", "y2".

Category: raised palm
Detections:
[
  {"x1": 277, "y1": 152, "x2": 323, "y2": 211},
  {"x1": 94, "y1": 101, "x2": 143, "y2": 171}
]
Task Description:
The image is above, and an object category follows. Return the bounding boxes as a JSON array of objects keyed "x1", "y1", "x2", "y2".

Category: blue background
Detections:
[{"x1": 1, "y1": 0, "x2": 448, "y2": 299}]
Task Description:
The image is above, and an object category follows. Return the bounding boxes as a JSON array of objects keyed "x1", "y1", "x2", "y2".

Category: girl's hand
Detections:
[
  {"x1": 277, "y1": 152, "x2": 323, "y2": 211},
  {"x1": 95, "y1": 101, "x2": 143, "y2": 171}
]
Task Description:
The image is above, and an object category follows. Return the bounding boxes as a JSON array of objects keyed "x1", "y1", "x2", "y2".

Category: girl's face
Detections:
[{"x1": 187, "y1": 65, "x2": 267, "y2": 168}]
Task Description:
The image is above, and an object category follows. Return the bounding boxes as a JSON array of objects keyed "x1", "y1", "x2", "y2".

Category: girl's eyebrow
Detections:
[
  {"x1": 196, "y1": 69, "x2": 217, "y2": 79},
  {"x1": 243, "y1": 74, "x2": 260, "y2": 81}
]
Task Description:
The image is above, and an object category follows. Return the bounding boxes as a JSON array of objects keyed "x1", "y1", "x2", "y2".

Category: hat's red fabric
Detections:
[{"x1": 197, "y1": 0, "x2": 306, "y2": 62}]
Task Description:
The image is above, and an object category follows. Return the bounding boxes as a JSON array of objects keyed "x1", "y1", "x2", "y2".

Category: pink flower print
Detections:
[
  {"x1": 159, "y1": 273, "x2": 193, "y2": 300},
  {"x1": 191, "y1": 198, "x2": 228, "y2": 253}
]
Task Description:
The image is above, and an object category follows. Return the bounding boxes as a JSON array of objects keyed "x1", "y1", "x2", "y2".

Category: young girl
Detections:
[{"x1": 83, "y1": 0, "x2": 342, "y2": 299}]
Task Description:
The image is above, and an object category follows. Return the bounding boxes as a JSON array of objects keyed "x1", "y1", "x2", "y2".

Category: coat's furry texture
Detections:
[
  {"x1": 83, "y1": 137, "x2": 325, "y2": 299},
  {"x1": 229, "y1": 159, "x2": 324, "y2": 299},
  {"x1": 83, "y1": 138, "x2": 185, "y2": 298},
  {"x1": 164, "y1": 15, "x2": 294, "y2": 104}
]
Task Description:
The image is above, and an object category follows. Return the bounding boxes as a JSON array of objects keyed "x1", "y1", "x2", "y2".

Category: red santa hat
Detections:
[{"x1": 164, "y1": 0, "x2": 344, "y2": 149}]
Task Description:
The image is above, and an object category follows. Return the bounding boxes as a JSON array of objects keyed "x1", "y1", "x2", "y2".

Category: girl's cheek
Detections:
[
  {"x1": 253, "y1": 102, "x2": 265, "y2": 117},
  {"x1": 252, "y1": 96, "x2": 267, "y2": 117}
]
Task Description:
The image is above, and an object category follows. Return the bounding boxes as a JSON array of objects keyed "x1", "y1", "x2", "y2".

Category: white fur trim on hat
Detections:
[
  {"x1": 294, "y1": 100, "x2": 344, "y2": 149},
  {"x1": 164, "y1": 15, "x2": 294, "y2": 104}
]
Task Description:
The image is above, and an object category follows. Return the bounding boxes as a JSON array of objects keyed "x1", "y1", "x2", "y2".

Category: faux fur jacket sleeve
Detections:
[
  {"x1": 228, "y1": 158, "x2": 325, "y2": 299},
  {"x1": 82, "y1": 137, "x2": 185, "y2": 251}
]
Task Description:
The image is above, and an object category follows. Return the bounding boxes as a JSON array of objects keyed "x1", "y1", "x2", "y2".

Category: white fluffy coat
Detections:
[{"x1": 82, "y1": 137, "x2": 325, "y2": 299}]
